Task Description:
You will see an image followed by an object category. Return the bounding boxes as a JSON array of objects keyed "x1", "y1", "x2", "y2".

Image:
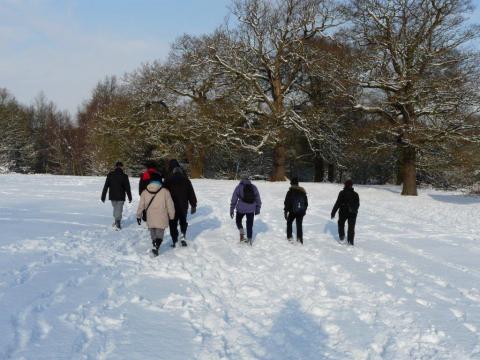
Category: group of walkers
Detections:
[{"x1": 101, "y1": 160, "x2": 360, "y2": 256}]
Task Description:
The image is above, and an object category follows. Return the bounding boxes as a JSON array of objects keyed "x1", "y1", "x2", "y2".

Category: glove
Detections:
[
  {"x1": 331, "y1": 213, "x2": 335, "y2": 219},
  {"x1": 255, "y1": 209, "x2": 260, "y2": 216},
  {"x1": 284, "y1": 211, "x2": 288, "y2": 221},
  {"x1": 137, "y1": 218, "x2": 141, "y2": 225},
  {"x1": 230, "y1": 211, "x2": 234, "y2": 219},
  {"x1": 191, "y1": 207, "x2": 196, "y2": 215}
]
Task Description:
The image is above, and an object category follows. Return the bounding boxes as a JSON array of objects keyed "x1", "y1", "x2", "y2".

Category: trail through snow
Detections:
[{"x1": 0, "y1": 175, "x2": 479, "y2": 359}]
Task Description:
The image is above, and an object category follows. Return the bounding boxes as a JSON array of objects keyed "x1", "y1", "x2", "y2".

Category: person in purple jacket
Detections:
[{"x1": 230, "y1": 179, "x2": 262, "y2": 245}]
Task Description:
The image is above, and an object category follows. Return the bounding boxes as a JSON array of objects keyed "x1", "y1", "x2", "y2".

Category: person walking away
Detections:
[
  {"x1": 284, "y1": 177, "x2": 308, "y2": 244},
  {"x1": 331, "y1": 179, "x2": 360, "y2": 246},
  {"x1": 164, "y1": 159, "x2": 197, "y2": 247},
  {"x1": 101, "y1": 161, "x2": 132, "y2": 230},
  {"x1": 139, "y1": 161, "x2": 162, "y2": 195},
  {"x1": 136, "y1": 173, "x2": 175, "y2": 256},
  {"x1": 230, "y1": 178, "x2": 262, "y2": 245}
]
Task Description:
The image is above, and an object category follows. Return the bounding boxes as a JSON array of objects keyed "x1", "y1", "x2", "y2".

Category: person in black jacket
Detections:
[
  {"x1": 284, "y1": 177, "x2": 308, "y2": 244},
  {"x1": 331, "y1": 179, "x2": 360, "y2": 246},
  {"x1": 164, "y1": 159, "x2": 197, "y2": 247},
  {"x1": 101, "y1": 161, "x2": 132, "y2": 229}
]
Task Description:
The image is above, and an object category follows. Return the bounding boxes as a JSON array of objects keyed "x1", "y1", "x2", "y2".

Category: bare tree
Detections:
[
  {"x1": 0, "y1": 89, "x2": 36, "y2": 172},
  {"x1": 209, "y1": 0, "x2": 341, "y2": 180},
  {"x1": 343, "y1": 0, "x2": 480, "y2": 195},
  {"x1": 127, "y1": 34, "x2": 253, "y2": 178}
]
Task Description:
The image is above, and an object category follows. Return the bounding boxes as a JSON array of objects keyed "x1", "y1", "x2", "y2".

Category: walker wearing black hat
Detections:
[
  {"x1": 331, "y1": 179, "x2": 360, "y2": 245},
  {"x1": 283, "y1": 177, "x2": 308, "y2": 244},
  {"x1": 164, "y1": 159, "x2": 197, "y2": 247},
  {"x1": 101, "y1": 161, "x2": 132, "y2": 230}
]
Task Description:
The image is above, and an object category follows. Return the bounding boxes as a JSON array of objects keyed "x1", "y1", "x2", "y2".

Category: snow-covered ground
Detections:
[{"x1": 0, "y1": 174, "x2": 479, "y2": 360}]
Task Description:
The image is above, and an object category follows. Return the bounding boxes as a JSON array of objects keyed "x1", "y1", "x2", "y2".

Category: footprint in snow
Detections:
[
  {"x1": 302, "y1": 275, "x2": 315, "y2": 283},
  {"x1": 449, "y1": 307, "x2": 465, "y2": 320},
  {"x1": 464, "y1": 323, "x2": 477, "y2": 333},
  {"x1": 434, "y1": 279, "x2": 449, "y2": 288},
  {"x1": 416, "y1": 298, "x2": 431, "y2": 307},
  {"x1": 460, "y1": 288, "x2": 480, "y2": 302}
]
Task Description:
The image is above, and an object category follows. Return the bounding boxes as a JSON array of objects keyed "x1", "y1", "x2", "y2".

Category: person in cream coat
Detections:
[{"x1": 136, "y1": 172, "x2": 175, "y2": 256}]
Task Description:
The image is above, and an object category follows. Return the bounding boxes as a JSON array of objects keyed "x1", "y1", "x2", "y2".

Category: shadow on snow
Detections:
[
  {"x1": 323, "y1": 219, "x2": 338, "y2": 243},
  {"x1": 429, "y1": 193, "x2": 480, "y2": 205},
  {"x1": 258, "y1": 300, "x2": 338, "y2": 360}
]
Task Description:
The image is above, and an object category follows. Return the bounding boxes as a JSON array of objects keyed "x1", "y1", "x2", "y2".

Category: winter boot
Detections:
[
  {"x1": 115, "y1": 220, "x2": 122, "y2": 229},
  {"x1": 287, "y1": 237, "x2": 293, "y2": 242},
  {"x1": 247, "y1": 238, "x2": 253, "y2": 246},
  {"x1": 152, "y1": 238, "x2": 162, "y2": 256},
  {"x1": 297, "y1": 237, "x2": 303, "y2": 245},
  {"x1": 180, "y1": 233, "x2": 187, "y2": 247},
  {"x1": 239, "y1": 229, "x2": 245, "y2": 242},
  {"x1": 171, "y1": 240, "x2": 177, "y2": 248}
]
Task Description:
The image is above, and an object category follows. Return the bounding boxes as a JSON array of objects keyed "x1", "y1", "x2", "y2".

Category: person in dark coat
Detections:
[
  {"x1": 230, "y1": 178, "x2": 262, "y2": 244},
  {"x1": 139, "y1": 161, "x2": 162, "y2": 196},
  {"x1": 331, "y1": 179, "x2": 360, "y2": 246},
  {"x1": 163, "y1": 159, "x2": 197, "y2": 247},
  {"x1": 101, "y1": 161, "x2": 132, "y2": 229},
  {"x1": 284, "y1": 177, "x2": 308, "y2": 244}
]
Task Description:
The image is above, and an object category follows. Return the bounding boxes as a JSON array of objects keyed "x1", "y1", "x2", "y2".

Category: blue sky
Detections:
[
  {"x1": 0, "y1": 0, "x2": 479, "y2": 115},
  {"x1": 0, "y1": 0, "x2": 231, "y2": 114}
]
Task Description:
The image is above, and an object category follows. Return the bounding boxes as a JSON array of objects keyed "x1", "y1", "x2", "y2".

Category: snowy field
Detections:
[{"x1": 0, "y1": 174, "x2": 479, "y2": 360}]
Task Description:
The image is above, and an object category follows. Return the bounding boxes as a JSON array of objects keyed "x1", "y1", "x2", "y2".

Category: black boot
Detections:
[
  {"x1": 180, "y1": 233, "x2": 187, "y2": 247},
  {"x1": 115, "y1": 220, "x2": 122, "y2": 229},
  {"x1": 152, "y1": 238, "x2": 162, "y2": 256}
]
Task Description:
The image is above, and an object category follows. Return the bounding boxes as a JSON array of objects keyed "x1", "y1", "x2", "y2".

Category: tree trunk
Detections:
[
  {"x1": 314, "y1": 157, "x2": 324, "y2": 182},
  {"x1": 186, "y1": 144, "x2": 205, "y2": 179},
  {"x1": 327, "y1": 163, "x2": 335, "y2": 182},
  {"x1": 401, "y1": 146, "x2": 417, "y2": 196},
  {"x1": 271, "y1": 143, "x2": 286, "y2": 181},
  {"x1": 396, "y1": 150, "x2": 404, "y2": 185}
]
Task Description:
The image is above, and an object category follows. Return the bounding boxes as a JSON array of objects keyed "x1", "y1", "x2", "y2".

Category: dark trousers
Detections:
[
  {"x1": 338, "y1": 214, "x2": 357, "y2": 245},
  {"x1": 236, "y1": 212, "x2": 254, "y2": 239},
  {"x1": 287, "y1": 212, "x2": 304, "y2": 240},
  {"x1": 169, "y1": 211, "x2": 188, "y2": 242}
]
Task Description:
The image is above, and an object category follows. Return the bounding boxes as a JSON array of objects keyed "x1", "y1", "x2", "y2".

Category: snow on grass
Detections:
[{"x1": 0, "y1": 174, "x2": 479, "y2": 359}]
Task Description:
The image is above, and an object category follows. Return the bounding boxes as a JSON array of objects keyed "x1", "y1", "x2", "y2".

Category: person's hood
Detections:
[
  {"x1": 240, "y1": 179, "x2": 252, "y2": 186},
  {"x1": 344, "y1": 187, "x2": 355, "y2": 191},
  {"x1": 169, "y1": 159, "x2": 181, "y2": 172},
  {"x1": 114, "y1": 167, "x2": 124, "y2": 174},
  {"x1": 146, "y1": 182, "x2": 162, "y2": 193},
  {"x1": 290, "y1": 185, "x2": 306, "y2": 193},
  {"x1": 172, "y1": 167, "x2": 184, "y2": 175}
]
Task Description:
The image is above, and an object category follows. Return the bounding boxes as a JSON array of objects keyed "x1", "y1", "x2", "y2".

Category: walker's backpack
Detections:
[
  {"x1": 242, "y1": 184, "x2": 256, "y2": 204},
  {"x1": 291, "y1": 192, "x2": 307, "y2": 214}
]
